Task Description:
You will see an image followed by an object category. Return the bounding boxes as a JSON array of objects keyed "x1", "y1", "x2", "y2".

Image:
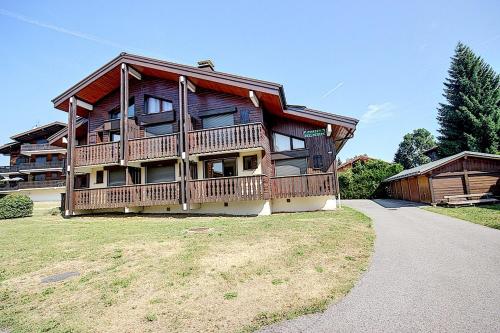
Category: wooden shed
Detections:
[{"x1": 385, "y1": 151, "x2": 500, "y2": 204}]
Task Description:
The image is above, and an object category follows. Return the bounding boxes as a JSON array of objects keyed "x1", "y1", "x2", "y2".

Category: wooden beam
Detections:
[
  {"x1": 180, "y1": 76, "x2": 191, "y2": 211},
  {"x1": 187, "y1": 79, "x2": 196, "y2": 93},
  {"x1": 249, "y1": 90, "x2": 259, "y2": 108},
  {"x1": 65, "y1": 96, "x2": 77, "y2": 217},
  {"x1": 463, "y1": 157, "x2": 470, "y2": 195},
  {"x1": 76, "y1": 99, "x2": 93, "y2": 111},
  {"x1": 120, "y1": 64, "x2": 129, "y2": 166},
  {"x1": 178, "y1": 76, "x2": 186, "y2": 209},
  {"x1": 326, "y1": 124, "x2": 333, "y2": 137},
  {"x1": 128, "y1": 66, "x2": 142, "y2": 80}
]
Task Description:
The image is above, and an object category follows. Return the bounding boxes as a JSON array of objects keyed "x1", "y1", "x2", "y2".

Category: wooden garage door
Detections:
[
  {"x1": 408, "y1": 177, "x2": 420, "y2": 202},
  {"x1": 432, "y1": 176, "x2": 465, "y2": 202}
]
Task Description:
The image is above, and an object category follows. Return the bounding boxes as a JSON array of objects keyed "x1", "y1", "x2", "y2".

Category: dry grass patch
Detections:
[{"x1": 0, "y1": 202, "x2": 374, "y2": 333}]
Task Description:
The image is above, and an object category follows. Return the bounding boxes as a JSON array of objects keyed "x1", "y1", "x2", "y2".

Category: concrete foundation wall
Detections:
[
  {"x1": 17, "y1": 188, "x2": 64, "y2": 202},
  {"x1": 271, "y1": 196, "x2": 337, "y2": 213}
]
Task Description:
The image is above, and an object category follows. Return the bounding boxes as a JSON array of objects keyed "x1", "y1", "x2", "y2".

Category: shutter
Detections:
[
  {"x1": 275, "y1": 158, "x2": 307, "y2": 176},
  {"x1": 202, "y1": 113, "x2": 235, "y2": 129},
  {"x1": 146, "y1": 165, "x2": 175, "y2": 183},
  {"x1": 240, "y1": 110, "x2": 250, "y2": 124},
  {"x1": 108, "y1": 169, "x2": 126, "y2": 186},
  {"x1": 145, "y1": 123, "x2": 174, "y2": 137}
]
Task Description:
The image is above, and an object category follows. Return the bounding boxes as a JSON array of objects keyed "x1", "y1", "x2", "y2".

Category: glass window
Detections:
[
  {"x1": 108, "y1": 169, "x2": 126, "y2": 187},
  {"x1": 313, "y1": 155, "x2": 323, "y2": 169},
  {"x1": 95, "y1": 170, "x2": 104, "y2": 184},
  {"x1": 35, "y1": 156, "x2": 47, "y2": 164},
  {"x1": 109, "y1": 109, "x2": 120, "y2": 120},
  {"x1": 128, "y1": 98, "x2": 135, "y2": 117},
  {"x1": 275, "y1": 158, "x2": 307, "y2": 176},
  {"x1": 145, "y1": 123, "x2": 174, "y2": 137},
  {"x1": 34, "y1": 173, "x2": 46, "y2": 181},
  {"x1": 146, "y1": 165, "x2": 175, "y2": 183},
  {"x1": 36, "y1": 138, "x2": 48, "y2": 144},
  {"x1": 146, "y1": 96, "x2": 173, "y2": 114},
  {"x1": 292, "y1": 137, "x2": 305, "y2": 149},
  {"x1": 205, "y1": 159, "x2": 237, "y2": 178},
  {"x1": 202, "y1": 113, "x2": 235, "y2": 129},
  {"x1": 243, "y1": 155, "x2": 258, "y2": 170},
  {"x1": 110, "y1": 132, "x2": 120, "y2": 142},
  {"x1": 240, "y1": 110, "x2": 250, "y2": 124},
  {"x1": 273, "y1": 133, "x2": 291, "y2": 151}
]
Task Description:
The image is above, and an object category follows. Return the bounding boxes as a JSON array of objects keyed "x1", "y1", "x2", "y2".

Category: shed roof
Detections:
[{"x1": 384, "y1": 151, "x2": 500, "y2": 182}]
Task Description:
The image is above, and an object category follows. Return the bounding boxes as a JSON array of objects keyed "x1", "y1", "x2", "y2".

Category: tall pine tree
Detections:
[{"x1": 437, "y1": 42, "x2": 500, "y2": 156}]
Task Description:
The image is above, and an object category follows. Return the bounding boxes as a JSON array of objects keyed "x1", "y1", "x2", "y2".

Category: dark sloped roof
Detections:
[
  {"x1": 47, "y1": 118, "x2": 86, "y2": 144},
  {"x1": 384, "y1": 151, "x2": 500, "y2": 182},
  {"x1": 0, "y1": 142, "x2": 20, "y2": 154},
  {"x1": 10, "y1": 121, "x2": 66, "y2": 142}
]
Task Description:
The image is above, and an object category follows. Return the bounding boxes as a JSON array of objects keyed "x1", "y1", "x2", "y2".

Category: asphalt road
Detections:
[{"x1": 260, "y1": 199, "x2": 500, "y2": 333}]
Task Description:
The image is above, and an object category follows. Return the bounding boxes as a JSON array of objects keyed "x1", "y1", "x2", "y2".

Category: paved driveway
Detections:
[{"x1": 260, "y1": 199, "x2": 500, "y2": 333}]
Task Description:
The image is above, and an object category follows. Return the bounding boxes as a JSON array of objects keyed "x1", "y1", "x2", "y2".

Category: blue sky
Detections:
[{"x1": 0, "y1": 0, "x2": 499, "y2": 164}]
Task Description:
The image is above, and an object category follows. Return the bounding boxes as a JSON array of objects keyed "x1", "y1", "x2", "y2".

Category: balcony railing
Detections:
[
  {"x1": 75, "y1": 142, "x2": 120, "y2": 167},
  {"x1": 18, "y1": 160, "x2": 65, "y2": 171},
  {"x1": 0, "y1": 165, "x2": 20, "y2": 173},
  {"x1": 0, "y1": 179, "x2": 65, "y2": 191},
  {"x1": 128, "y1": 134, "x2": 178, "y2": 161},
  {"x1": 189, "y1": 175, "x2": 268, "y2": 203},
  {"x1": 188, "y1": 123, "x2": 265, "y2": 155},
  {"x1": 270, "y1": 173, "x2": 337, "y2": 198},
  {"x1": 20, "y1": 143, "x2": 66, "y2": 154},
  {"x1": 73, "y1": 181, "x2": 180, "y2": 210}
]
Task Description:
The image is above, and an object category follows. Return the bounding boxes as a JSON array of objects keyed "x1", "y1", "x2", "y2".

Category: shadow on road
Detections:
[{"x1": 372, "y1": 199, "x2": 426, "y2": 209}]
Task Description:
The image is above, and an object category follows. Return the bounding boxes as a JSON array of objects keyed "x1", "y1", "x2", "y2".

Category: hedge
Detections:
[
  {"x1": 339, "y1": 160, "x2": 403, "y2": 199},
  {"x1": 0, "y1": 194, "x2": 33, "y2": 219}
]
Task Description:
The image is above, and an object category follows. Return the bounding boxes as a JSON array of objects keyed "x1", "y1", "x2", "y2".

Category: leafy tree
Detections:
[
  {"x1": 338, "y1": 160, "x2": 403, "y2": 199},
  {"x1": 437, "y1": 42, "x2": 500, "y2": 156},
  {"x1": 394, "y1": 128, "x2": 436, "y2": 169}
]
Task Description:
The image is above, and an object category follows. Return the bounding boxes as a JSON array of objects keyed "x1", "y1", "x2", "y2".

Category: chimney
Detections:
[{"x1": 197, "y1": 59, "x2": 215, "y2": 71}]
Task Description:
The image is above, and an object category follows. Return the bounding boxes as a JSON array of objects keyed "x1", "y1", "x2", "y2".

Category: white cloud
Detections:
[
  {"x1": 321, "y1": 82, "x2": 344, "y2": 98},
  {"x1": 360, "y1": 102, "x2": 395, "y2": 124}
]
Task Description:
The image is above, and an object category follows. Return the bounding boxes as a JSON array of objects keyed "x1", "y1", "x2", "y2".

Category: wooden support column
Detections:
[
  {"x1": 331, "y1": 135, "x2": 341, "y2": 208},
  {"x1": 428, "y1": 175, "x2": 436, "y2": 205},
  {"x1": 463, "y1": 157, "x2": 470, "y2": 194},
  {"x1": 178, "y1": 77, "x2": 186, "y2": 209},
  {"x1": 120, "y1": 63, "x2": 129, "y2": 166},
  {"x1": 65, "y1": 96, "x2": 77, "y2": 217}
]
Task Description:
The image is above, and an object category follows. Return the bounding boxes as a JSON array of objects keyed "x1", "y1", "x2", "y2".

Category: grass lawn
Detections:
[
  {"x1": 423, "y1": 204, "x2": 500, "y2": 229},
  {"x1": 0, "y1": 203, "x2": 374, "y2": 333}
]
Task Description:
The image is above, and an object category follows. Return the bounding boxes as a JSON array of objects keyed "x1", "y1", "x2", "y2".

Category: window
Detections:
[
  {"x1": 146, "y1": 165, "x2": 175, "y2": 183},
  {"x1": 110, "y1": 131, "x2": 120, "y2": 142},
  {"x1": 129, "y1": 167, "x2": 141, "y2": 185},
  {"x1": 205, "y1": 159, "x2": 237, "y2": 178},
  {"x1": 243, "y1": 155, "x2": 258, "y2": 170},
  {"x1": 109, "y1": 109, "x2": 120, "y2": 120},
  {"x1": 95, "y1": 170, "x2": 104, "y2": 184},
  {"x1": 35, "y1": 156, "x2": 47, "y2": 164},
  {"x1": 273, "y1": 133, "x2": 305, "y2": 152},
  {"x1": 313, "y1": 155, "x2": 323, "y2": 169},
  {"x1": 146, "y1": 96, "x2": 173, "y2": 114},
  {"x1": 34, "y1": 173, "x2": 46, "y2": 181},
  {"x1": 202, "y1": 113, "x2": 234, "y2": 129},
  {"x1": 108, "y1": 168, "x2": 126, "y2": 187},
  {"x1": 240, "y1": 110, "x2": 250, "y2": 124},
  {"x1": 145, "y1": 123, "x2": 174, "y2": 137},
  {"x1": 275, "y1": 158, "x2": 307, "y2": 176},
  {"x1": 109, "y1": 98, "x2": 135, "y2": 119},
  {"x1": 36, "y1": 139, "x2": 48, "y2": 144}
]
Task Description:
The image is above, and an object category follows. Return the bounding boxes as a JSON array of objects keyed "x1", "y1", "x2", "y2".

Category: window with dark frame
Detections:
[
  {"x1": 145, "y1": 96, "x2": 174, "y2": 114},
  {"x1": 240, "y1": 110, "x2": 250, "y2": 124},
  {"x1": 204, "y1": 158, "x2": 237, "y2": 178},
  {"x1": 313, "y1": 155, "x2": 324, "y2": 169},
  {"x1": 272, "y1": 132, "x2": 305, "y2": 152},
  {"x1": 95, "y1": 170, "x2": 104, "y2": 184},
  {"x1": 109, "y1": 98, "x2": 134, "y2": 120},
  {"x1": 243, "y1": 155, "x2": 258, "y2": 170},
  {"x1": 108, "y1": 168, "x2": 126, "y2": 187}
]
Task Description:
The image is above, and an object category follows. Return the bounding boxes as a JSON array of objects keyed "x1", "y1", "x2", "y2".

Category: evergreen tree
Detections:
[
  {"x1": 394, "y1": 128, "x2": 436, "y2": 169},
  {"x1": 437, "y1": 42, "x2": 500, "y2": 156}
]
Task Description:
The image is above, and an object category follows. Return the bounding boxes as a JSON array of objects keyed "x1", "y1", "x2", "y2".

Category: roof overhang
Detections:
[
  {"x1": 10, "y1": 122, "x2": 66, "y2": 142},
  {"x1": 48, "y1": 118, "x2": 87, "y2": 146},
  {"x1": 52, "y1": 53, "x2": 286, "y2": 117},
  {"x1": 0, "y1": 142, "x2": 20, "y2": 155}
]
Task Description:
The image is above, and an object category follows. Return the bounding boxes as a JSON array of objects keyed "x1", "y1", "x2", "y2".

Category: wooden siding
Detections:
[
  {"x1": 432, "y1": 175, "x2": 465, "y2": 202},
  {"x1": 270, "y1": 173, "x2": 337, "y2": 198},
  {"x1": 417, "y1": 175, "x2": 432, "y2": 203},
  {"x1": 73, "y1": 181, "x2": 180, "y2": 210},
  {"x1": 189, "y1": 175, "x2": 267, "y2": 203},
  {"x1": 469, "y1": 174, "x2": 500, "y2": 195}
]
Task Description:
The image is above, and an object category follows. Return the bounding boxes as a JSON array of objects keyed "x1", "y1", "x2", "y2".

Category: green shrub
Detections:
[
  {"x1": 339, "y1": 160, "x2": 403, "y2": 199},
  {"x1": 0, "y1": 194, "x2": 33, "y2": 219}
]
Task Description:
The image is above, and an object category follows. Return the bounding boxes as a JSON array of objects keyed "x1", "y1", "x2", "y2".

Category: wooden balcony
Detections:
[
  {"x1": 75, "y1": 142, "x2": 120, "y2": 167},
  {"x1": 128, "y1": 134, "x2": 178, "y2": 161},
  {"x1": 0, "y1": 179, "x2": 65, "y2": 191},
  {"x1": 0, "y1": 165, "x2": 20, "y2": 174},
  {"x1": 189, "y1": 175, "x2": 268, "y2": 203},
  {"x1": 73, "y1": 181, "x2": 180, "y2": 210},
  {"x1": 188, "y1": 123, "x2": 266, "y2": 155},
  {"x1": 270, "y1": 173, "x2": 337, "y2": 198},
  {"x1": 20, "y1": 143, "x2": 66, "y2": 155},
  {"x1": 18, "y1": 160, "x2": 65, "y2": 171}
]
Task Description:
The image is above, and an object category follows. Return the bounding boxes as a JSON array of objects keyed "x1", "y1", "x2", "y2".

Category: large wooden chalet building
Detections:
[
  {"x1": 52, "y1": 53, "x2": 358, "y2": 216},
  {"x1": 0, "y1": 122, "x2": 67, "y2": 201}
]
